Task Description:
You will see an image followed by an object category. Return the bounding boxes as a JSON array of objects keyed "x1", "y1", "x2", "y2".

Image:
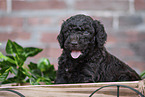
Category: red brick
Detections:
[
  {"x1": 32, "y1": 49, "x2": 48, "y2": 59},
  {"x1": 58, "y1": 16, "x2": 73, "y2": 26},
  {"x1": 33, "y1": 47, "x2": 62, "y2": 58},
  {"x1": 46, "y1": 48, "x2": 62, "y2": 58},
  {"x1": 112, "y1": 31, "x2": 140, "y2": 43},
  {"x1": 0, "y1": 17, "x2": 23, "y2": 27},
  {"x1": 0, "y1": 0, "x2": 6, "y2": 10},
  {"x1": 125, "y1": 31, "x2": 139, "y2": 42},
  {"x1": 120, "y1": 48, "x2": 135, "y2": 56},
  {"x1": 135, "y1": 0, "x2": 145, "y2": 11},
  {"x1": 109, "y1": 47, "x2": 135, "y2": 58},
  {"x1": 0, "y1": 33, "x2": 17, "y2": 41},
  {"x1": 75, "y1": 0, "x2": 129, "y2": 11},
  {"x1": 27, "y1": 17, "x2": 52, "y2": 26},
  {"x1": 107, "y1": 34, "x2": 118, "y2": 44},
  {"x1": 17, "y1": 32, "x2": 31, "y2": 40},
  {"x1": 92, "y1": 16, "x2": 113, "y2": 28},
  {"x1": 0, "y1": 32, "x2": 31, "y2": 41},
  {"x1": 127, "y1": 61, "x2": 145, "y2": 72},
  {"x1": 12, "y1": 0, "x2": 67, "y2": 10},
  {"x1": 138, "y1": 32, "x2": 145, "y2": 41},
  {"x1": 41, "y1": 32, "x2": 58, "y2": 43},
  {"x1": 119, "y1": 16, "x2": 143, "y2": 28},
  {"x1": 124, "y1": 31, "x2": 145, "y2": 42}
]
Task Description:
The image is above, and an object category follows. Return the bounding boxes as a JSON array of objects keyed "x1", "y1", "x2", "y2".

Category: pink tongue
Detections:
[{"x1": 71, "y1": 51, "x2": 82, "y2": 59}]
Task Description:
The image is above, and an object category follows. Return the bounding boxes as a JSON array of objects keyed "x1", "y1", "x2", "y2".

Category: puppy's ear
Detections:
[
  {"x1": 93, "y1": 20, "x2": 107, "y2": 48},
  {"x1": 57, "y1": 22, "x2": 65, "y2": 49}
]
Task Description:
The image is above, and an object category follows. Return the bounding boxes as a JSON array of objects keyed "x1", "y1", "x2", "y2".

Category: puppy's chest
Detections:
[
  {"x1": 64, "y1": 61, "x2": 85, "y2": 74},
  {"x1": 64, "y1": 66, "x2": 83, "y2": 83},
  {"x1": 64, "y1": 62, "x2": 83, "y2": 73},
  {"x1": 63, "y1": 57, "x2": 99, "y2": 74}
]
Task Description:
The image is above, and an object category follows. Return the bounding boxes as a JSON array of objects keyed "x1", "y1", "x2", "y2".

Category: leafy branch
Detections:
[
  {"x1": 0, "y1": 40, "x2": 56, "y2": 85},
  {"x1": 140, "y1": 70, "x2": 145, "y2": 79}
]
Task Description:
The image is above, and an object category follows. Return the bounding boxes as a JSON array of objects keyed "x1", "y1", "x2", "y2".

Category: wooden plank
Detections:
[
  {"x1": 0, "y1": 87, "x2": 140, "y2": 97},
  {"x1": 0, "y1": 80, "x2": 144, "y2": 97},
  {"x1": 1, "y1": 80, "x2": 140, "y2": 88}
]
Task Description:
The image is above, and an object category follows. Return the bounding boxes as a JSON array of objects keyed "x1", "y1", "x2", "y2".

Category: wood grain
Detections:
[{"x1": 0, "y1": 80, "x2": 144, "y2": 97}]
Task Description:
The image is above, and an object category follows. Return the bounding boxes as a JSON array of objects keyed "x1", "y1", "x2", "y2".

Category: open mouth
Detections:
[{"x1": 71, "y1": 50, "x2": 82, "y2": 59}]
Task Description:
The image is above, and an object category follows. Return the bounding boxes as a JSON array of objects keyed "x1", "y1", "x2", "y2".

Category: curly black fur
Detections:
[{"x1": 55, "y1": 14, "x2": 141, "y2": 84}]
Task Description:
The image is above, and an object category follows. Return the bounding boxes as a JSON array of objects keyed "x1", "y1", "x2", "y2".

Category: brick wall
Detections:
[{"x1": 0, "y1": 0, "x2": 145, "y2": 74}]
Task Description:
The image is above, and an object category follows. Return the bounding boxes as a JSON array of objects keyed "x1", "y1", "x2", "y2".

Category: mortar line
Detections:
[
  {"x1": 129, "y1": 0, "x2": 135, "y2": 14},
  {"x1": 6, "y1": 0, "x2": 12, "y2": 14}
]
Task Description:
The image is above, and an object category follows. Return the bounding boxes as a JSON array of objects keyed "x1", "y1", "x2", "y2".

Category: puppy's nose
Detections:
[{"x1": 71, "y1": 41, "x2": 78, "y2": 45}]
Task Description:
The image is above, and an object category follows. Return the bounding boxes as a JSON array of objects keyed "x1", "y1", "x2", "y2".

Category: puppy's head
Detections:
[{"x1": 57, "y1": 14, "x2": 107, "y2": 59}]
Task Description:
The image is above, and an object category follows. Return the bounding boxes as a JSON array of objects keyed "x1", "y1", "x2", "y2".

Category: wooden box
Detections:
[{"x1": 0, "y1": 80, "x2": 144, "y2": 97}]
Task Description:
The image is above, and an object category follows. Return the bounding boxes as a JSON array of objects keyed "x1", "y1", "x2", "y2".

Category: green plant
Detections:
[
  {"x1": 0, "y1": 40, "x2": 56, "y2": 85},
  {"x1": 27, "y1": 58, "x2": 56, "y2": 85},
  {"x1": 140, "y1": 70, "x2": 145, "y2": 79}
]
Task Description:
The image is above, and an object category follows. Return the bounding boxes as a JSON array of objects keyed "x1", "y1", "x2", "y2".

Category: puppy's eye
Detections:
[{"x1": 83, "y1": 31, "x2": 90, "y2": 35}]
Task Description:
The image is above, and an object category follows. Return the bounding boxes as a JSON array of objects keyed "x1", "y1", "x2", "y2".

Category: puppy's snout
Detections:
[
  {"x1": 70, "y1": 35, "x2": 79, "y2": 45},
  {"x1": 71, "y1": 41, "x2": 78, "y2": 45}
]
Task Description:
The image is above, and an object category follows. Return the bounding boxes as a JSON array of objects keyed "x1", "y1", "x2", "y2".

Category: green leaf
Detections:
[
  {"x1": 0, "y1": 70, "x2": 9, "y2": 82},
  {"x1": 28, "y1": 62, "x2": 38, "y2": 70},
  {"x1": 15, "y1": 54, "x2": 26, "y2": 66},
  {"x1": 140, "y1": 70, "x2": 145, "y2": 78},
  {"x1": 24, "y1": 47, "x2": 43, "y2": 57},
  {"x1": 37, "y1": 58, "x2": 50, "y2": 72},
  {"x1": 13, "y1": 41, "x2": 24, "y2": 54},
  {"x1": 2, "y1": 76, "x2": 17, "y2": 84},
  {"x1": 44, "y1": 65, "x2": 56, "y2": 80},
  {"x1": 28, "y1": 62, "x2": 41, "y2": 78},
  {"x1": 0, "y1": 52, "x2": 15, "y2": 64},
  {"x1": 10, "y1": 66, "x2": 18, "y2": 76},
  {"x1": 21, "y1": 68, "x2": 31, "y2": 78},
  {"x1": 17, "y1": 67, "x2": 26, "y2": 83},
  {"x1": 0, "y1": 59, "x2": 16, "y2": 69},
  {"x1": 6, "y1": 40, "x2": 14, "y2": 54},
  {"x1": 37, "y1": 77, "x2": 51, "y2": 83},
  {"x1": 0, "y1": 64, "x2": 9, "y2": 74},
  {"x1": 6, "y1": 40, "x2": 24, "y2": 55},
  {"x1": 0, "y1": 67, "x2": 11, "y2": 82},
  {"x1": 0, "y1": 43, "x2": 2, "y2": 45},
  {"x1": 29, "y1": 77, "x2": 40, "y2": 85}
]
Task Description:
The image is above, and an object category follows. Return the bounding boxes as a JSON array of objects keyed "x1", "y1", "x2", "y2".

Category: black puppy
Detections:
[{"x1": 55, "y1": 14, "x2": 141, "y2": 83}]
